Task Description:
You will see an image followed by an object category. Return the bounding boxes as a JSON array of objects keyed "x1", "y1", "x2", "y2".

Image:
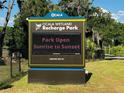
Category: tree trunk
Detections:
[{"x1": 0, "y1": 0, "x2": 15, "y2": 58}]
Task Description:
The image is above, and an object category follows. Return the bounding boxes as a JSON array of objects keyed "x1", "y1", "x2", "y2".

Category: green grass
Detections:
[
  {"x1": 0, "y1": 60, "x2": 124, "y2": 93},
  {"x1": 0, "y1": 65, "x2": 10, "y2": 83},
  {"x1": 0, "y1": 60, "x2": 28, "y2": 86}
]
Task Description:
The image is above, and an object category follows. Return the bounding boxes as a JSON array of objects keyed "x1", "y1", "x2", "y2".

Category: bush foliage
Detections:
[{"x1": 110, "y1": 45, "x2": 124, "y2": 56}]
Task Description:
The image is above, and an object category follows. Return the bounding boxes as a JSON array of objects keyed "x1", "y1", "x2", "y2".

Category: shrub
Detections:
[{"x1": 110, "y1": 45, "x2": 124, "y2": 56}]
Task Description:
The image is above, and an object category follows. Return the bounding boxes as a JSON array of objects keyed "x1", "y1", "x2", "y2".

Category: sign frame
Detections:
[{"x1": 28, "y1": 12, "x2": 86, "y2": 68}]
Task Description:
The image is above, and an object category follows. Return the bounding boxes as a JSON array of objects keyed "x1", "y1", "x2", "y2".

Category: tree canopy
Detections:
[{"x1": 2, "y1": 0, "x2": 124, "y2": 58}]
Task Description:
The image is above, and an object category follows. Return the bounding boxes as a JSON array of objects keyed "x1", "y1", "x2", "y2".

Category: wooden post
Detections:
[
  {"x1": 109, "y1": 45, "x2": 111, "y2": 54},
  {"x1": 18, "y1": 52, "x2": 21, "y2": 73},
  {"x1": 10, "y1": 52, "x2": 13, "y2": 78}
]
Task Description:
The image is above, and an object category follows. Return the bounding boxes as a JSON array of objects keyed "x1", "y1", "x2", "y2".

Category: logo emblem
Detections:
[{"x1": 35, "y1": 23, "x2": 42, "y2": 31}]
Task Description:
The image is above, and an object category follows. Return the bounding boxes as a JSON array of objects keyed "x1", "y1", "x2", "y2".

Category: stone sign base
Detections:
[{"x1": 28, "y1": 68, "x2": 85, "y2": 84}]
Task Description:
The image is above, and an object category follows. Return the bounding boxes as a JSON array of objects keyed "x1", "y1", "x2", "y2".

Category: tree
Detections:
[
  {"x1": 9, "y1": 0, "x2": 124, "y2": 60},
  {"x1": 0, "y1": 0, "x2": 15, "y2": 58},
  {"x1": 14, "y1": 0, "x2": 50, "y2": 58},
  {"x1": 88, "y1": 7, "x2": 124, "y2": 47},
  {"x1": 59, "y1": 0, "x2": 94, "y2": 17},
  {"x1": 59, "y1": 0, "x2": 124, "y2": 59}
]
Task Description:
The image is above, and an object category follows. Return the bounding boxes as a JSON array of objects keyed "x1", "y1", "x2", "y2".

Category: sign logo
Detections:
[
  {"x1": 35, "y1": 23, "x2": 42, "y2": 31},
  {"x1": 51, "y1": 13, "x2": 63, "y2": 17}
]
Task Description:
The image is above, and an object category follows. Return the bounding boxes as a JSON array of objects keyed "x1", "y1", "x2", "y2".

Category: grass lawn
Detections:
[
  {"x1": 0, "y1": 60, "x2": 28, "y2": 85},
  {"x1": 0, "y1": 65, "x2": 10, "y2": 83},
  {"x1": 0, "y1": 60, "x2": 124, "y2": 93}
]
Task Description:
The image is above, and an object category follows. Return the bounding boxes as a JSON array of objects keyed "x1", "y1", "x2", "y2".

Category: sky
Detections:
[
  {"x1": 0, "y1": 0, "x2": 19, "y2": 27},
  {"x1": 0, "y1": 0, "x2": 124, "y2": 27}
]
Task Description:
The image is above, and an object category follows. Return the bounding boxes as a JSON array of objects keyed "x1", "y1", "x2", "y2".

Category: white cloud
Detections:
[
  {"x1": 0, "y1": 17, "x2": 14, "y2": 27},
  {"x1": 111, "y1": 13, "x2": 119, "y2": 21},
  {"x1": 117, "y1": 10, "x2": 124, "y2": 16},
  {"x1": 96, "y1": 8, "x2": 124, "y2": 23},
  {"x1": 100, "y1": 8, "x2": 109, "y2": 13},
  {"x1": 111, "y1": 10, "x2": 124, "y2": 23}
]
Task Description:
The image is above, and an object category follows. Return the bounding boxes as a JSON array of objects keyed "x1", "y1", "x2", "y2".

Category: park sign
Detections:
[
  {"x1": 28, "y1": 11, "x2": 85, "y2": 68},
  {"x1": 28, "y1": 11, "x2": 86, "y2": 83}
]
